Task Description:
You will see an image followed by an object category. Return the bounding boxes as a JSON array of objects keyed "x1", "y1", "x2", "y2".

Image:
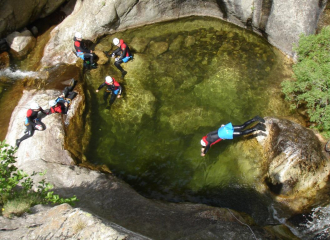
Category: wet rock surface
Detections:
[{"x1": 257, "y1": 118, "x2": 330, "y2": 214}]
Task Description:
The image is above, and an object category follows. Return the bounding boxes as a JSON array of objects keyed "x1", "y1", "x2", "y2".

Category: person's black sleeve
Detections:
[
  {"x1": 111, "y1": 47, "x2": 122, "y2": 56},
  {"x1": 97, "y1": 82, "x2": 106, "y2": 90},
  {"x1": 203, "y1": 144, "x2": 211, "y2": 154}
]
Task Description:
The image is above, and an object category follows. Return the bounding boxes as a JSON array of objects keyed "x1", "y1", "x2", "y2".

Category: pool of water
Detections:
[{"x1": 84, "y1": 17, "x2": 296, "y2": 222}]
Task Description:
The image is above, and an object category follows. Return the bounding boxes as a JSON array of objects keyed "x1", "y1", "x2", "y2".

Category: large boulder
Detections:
[
  {"x1": 40, "y1": 0, "x2": 326, "y2": 67},
  {"x1": 6, "y1": 30, "x2": 36, "y2": 59},
  {"x1": 257, "y1": 118, "x2": 330, "y2": 215}
]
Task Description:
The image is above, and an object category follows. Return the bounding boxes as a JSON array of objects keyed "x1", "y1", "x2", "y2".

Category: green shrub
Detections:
[
  {"x1": 0, "y1": 141, "x2": 77, "y2": 218},
  {"x1": 281, "y1": 27, "x2": 330, "y2": 133}
]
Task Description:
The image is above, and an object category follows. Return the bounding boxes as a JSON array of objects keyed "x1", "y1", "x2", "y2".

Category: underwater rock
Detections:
[
  {"x1": 6, "y1": 30, "x2": 36, "y2": 59},
  {"x1": 130, "y1": 37, "x2": 150, "y2": 53},
  {"x1": 258, "y1": 118, "x2": 330, "y2": 213},
  {"x1": 148, "y1": 41, "x2": 169, "y2": 56},
  {"x1": 185, "y1": 35, "x2": 196, "y2": 47}
]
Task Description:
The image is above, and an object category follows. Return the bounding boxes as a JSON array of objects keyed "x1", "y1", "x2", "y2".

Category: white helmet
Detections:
[
  {"x1": 49, "y1": 100, "x2": 57, "y2": 107},
  {"x1": 30, "y1": 102, "x2": 40, "y2": 110},
  {"x1": 113, "y1": 38, "x2": 120, "y2": 45},
  {"x1": 200, "y1": 139, "x2": 206, "y2": 147},
  {"x1": 105, "y1": 76, "x2": 113, "y2": 83},
  {"x1": 75, "y1": 32, "x2": 82, "y2": 38}
]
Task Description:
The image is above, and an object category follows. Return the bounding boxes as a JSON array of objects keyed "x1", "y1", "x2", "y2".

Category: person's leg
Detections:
[
  {"x1": 233, "y1": 116, "x2": 265, "y2": 130},
  {"x1": 84, "y1": 53, "x2": 94, "y2": 64},
  {"x1": 114, "y1": 59, "x2": 127, "y2": 76},
  {"x1": 109, "y1": 93, "x2": 117, "y2": 105},
  {"x1": 103, "y1": 92, "x2": 110, "y2": 103},
  {"x1": 233, "y1": 123, "x2": 266, "y2": 138},
  {"x1": 16, "y1": 125, "x2": 34, "y2": 148}
]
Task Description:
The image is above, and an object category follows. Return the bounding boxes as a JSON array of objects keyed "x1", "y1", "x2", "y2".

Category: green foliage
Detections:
[
  {"x1": 0, "y1": 141, "x2": 77, "y2": 218},
  {"x1": 281, "y1": 27, "x2": 330, "y2": 132}
]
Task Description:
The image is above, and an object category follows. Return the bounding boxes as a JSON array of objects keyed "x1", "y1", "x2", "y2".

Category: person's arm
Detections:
[
  {"x1": 111, "y1": 48, "x2": 121, "y2": 57},
  {"x1": 96, "y1": 82, "x2": 106, "y2": 92}
]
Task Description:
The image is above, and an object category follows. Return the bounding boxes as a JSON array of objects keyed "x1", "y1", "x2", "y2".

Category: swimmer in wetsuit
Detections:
[
  {"x1": 96, "y1": 76, "x2": 122, "y2": 108},
  {"x1": 200, "y1": 116, "x2": 266, "y2": 156}
]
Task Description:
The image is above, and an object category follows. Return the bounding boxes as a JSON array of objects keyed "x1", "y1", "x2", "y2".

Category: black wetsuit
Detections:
[
  {"x1": 16, "y1": 108, "x2": 46, "y2": 147},
  {"x1": 97, "y1": 79, "x2": 122, "y2": 105},
  {"x1": 201, "y1": 117, "x2": 265, "y2": 155},
  {"x1": 74, "y1": 37, "x2": 94, "y2": 64},
  {"x1": 111, "y1": 39, "x2": 132, "y2": 74}
]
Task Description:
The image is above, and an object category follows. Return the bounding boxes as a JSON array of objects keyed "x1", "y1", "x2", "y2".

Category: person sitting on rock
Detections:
[
  {"x1": 16, "y1": 102, "x2": 47, "y2": 148},
  {"x1": 96, "y1": 76, "x2": 122, "y2": 109},
  {"x1": 200, "y1": 116, "x2": 266, "y2": 156},
  {"x1": 73, "y1": 32, "x2": 96, "y2": 68},
  {"x1": 106, "y1": 38, "x2": 132, "y2": 77},
  {"x1": 48, "y1": 79, "x2": 78, "y2": 114}
]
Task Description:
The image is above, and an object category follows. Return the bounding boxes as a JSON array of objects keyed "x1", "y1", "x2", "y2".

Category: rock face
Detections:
[
  {"x1": 0, "y1": 0, "x2": 67, "y2": 38},
  {"x1": 257, "y1": 118, "x2": 330, "y2": 214},
  {"x1": 0, "y1": 204, "x2": 144, "y2": 240},
  {"x1": 40, "y1": 0, "x2": 326, "y2": 67}
]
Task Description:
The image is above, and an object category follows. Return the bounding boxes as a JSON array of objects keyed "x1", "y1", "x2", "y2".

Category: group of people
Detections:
[
  {"x1": 15, "y1": 79, "x2": 78, "y2": 148},
  {"x1": 73, "y1": 32, "x2": 132, "y2": 77},
  {"x1": 16, "y1": 32, "x2": 266, "y2": 155}
]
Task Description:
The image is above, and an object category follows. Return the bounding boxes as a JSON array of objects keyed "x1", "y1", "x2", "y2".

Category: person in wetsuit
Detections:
[
  {"x1": 48, "y1": 79, "x2": 78, "y2": 114},
  {"x1": 16, "y1": 102, "x2": 47, "y2": 148},
  {"x1": 200, "y1": 116, "x2": 266, "y2": 156},
  {"x1": 73, "y1": 32, "x2": 96, "y2": 68},
  {"x1": 107, "y1": 38, "x2": 132, "y2": 77},
  {"x1": 96, "y1": 76, "x2": 122, "y2": 108}
]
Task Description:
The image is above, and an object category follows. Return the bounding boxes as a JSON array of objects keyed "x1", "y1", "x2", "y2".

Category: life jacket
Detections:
[
  {"x1": 119, "y1": 39, "x2": 131, "y2": 58},
  {"x1": 105, "y1": 78, "x2": 121, "y2": 94},
  {"x1": 25, "y1": 109, "x2": 39, "y2": 126},
  {"x1": 50, "y1": 104, "x2": 63, "y2": 113},
  {"x1": 217, "y1": 123, "x2": 234, "y2": 140}
]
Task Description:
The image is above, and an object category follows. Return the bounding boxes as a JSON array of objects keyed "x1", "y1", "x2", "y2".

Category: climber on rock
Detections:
[
  {"x1": 73, "y1": 32, "x2": 96, "y2": 68},
  {"x1": 16, "y1": 102, "x2": 47, "y2": 148}
]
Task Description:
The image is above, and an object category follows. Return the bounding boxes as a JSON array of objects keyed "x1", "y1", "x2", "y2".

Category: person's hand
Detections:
[
  {"x1": 96, "y1": 90, "x2": 99, "y2": 93},
  {"x1": 64, "y1": 102, "x2": 68, "y2": 107},
  {"x1": 117, "y1": 95, "x2": 121, "y2": 98},
  {"x1": 90, "y1": 50, "x2": 93, "y2": 53},
  {"x1": 201, "y1": 148, "x2": 205, "y2": 157}
]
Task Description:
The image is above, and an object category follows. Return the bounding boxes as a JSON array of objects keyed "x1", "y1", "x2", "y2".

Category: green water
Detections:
[{"x1": 85, "y1": 16, "x2": 294, "y2": 221}]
